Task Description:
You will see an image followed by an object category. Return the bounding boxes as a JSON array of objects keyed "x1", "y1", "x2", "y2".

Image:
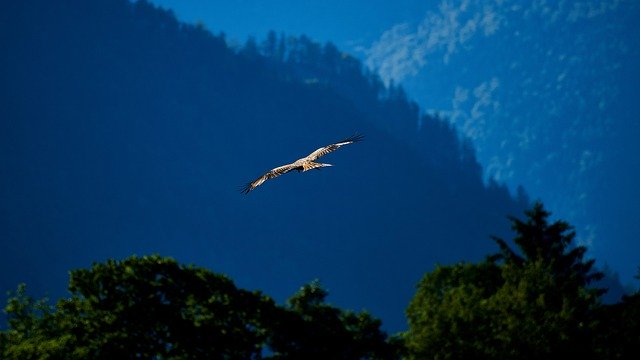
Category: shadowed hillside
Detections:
[{"x1": 0, "y1": 0, "x2": 528, "y2": 331}]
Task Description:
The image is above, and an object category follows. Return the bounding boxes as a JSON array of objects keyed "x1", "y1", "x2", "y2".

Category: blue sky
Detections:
[{"x1": 149, "y1": 0, "x2": 640, "y2": 284}]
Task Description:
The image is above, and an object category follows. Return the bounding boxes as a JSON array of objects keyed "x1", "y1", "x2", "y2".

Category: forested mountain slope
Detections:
[{"x1": 0, "y1": 0, "x2": 527, "y2": 330}]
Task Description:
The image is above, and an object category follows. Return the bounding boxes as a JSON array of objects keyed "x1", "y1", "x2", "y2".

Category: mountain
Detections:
[
  {"x1": 0, "y1": 0, "x2": 527, "y2": 331},
  {"x1": 362, "y1": 0, "x2": 640, "y2": 283},
  {"x1": 147, "y1": 0, "x2": 640, "y2": 288}
]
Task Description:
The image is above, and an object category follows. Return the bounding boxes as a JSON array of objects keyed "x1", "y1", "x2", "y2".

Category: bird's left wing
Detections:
[
  {"x1": 240, "y1": 163, "x2": 298, "y2": 194},
  {"x1": 304, "y1": 133, "x2": 364, "y2": 161}
]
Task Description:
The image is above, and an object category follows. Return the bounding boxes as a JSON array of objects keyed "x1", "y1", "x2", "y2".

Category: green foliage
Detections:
[
  {"x1": 3, "y1": 255, "x2": 272, "y2": 359},
  {"x1": 493, "y1": 202, "x2": 604, "y2": 297},
  {"x1": 405, "y1": 262, "x2": 502, "y2": 359},
  {"x1": 268, "y1": 280, "x2": 402, "y2": 359},
  {"x1": 405, "y1": 202, "x2": 607, "y2": 359},
  {"x1": 1, "y1": 284, "x2": 72, "y2": 359},
  {"x1": 4, "y1": 203, "x2": 636, "y2": 359},
  {"x1": 592, "y1": 268, "x2": 640, "y2": 358},
  {"x1": 2, "y1": 256, "x2": 399, "y2": 359}
]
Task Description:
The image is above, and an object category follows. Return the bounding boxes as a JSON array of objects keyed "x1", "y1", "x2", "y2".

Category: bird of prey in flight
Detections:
[{"x1": 240, "y1": 134, "x2": 363, "y2": 194}]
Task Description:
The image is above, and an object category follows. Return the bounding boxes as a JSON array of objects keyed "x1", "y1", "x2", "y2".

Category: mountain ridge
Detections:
[{"x1": 1, "y1": 0, "x2": 529, "y2": 331}]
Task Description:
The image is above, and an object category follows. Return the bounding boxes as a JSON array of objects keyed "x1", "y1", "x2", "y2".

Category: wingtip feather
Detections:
[
  {"x1": 238, "y1": 182, "x2": 253, "y2": 194},
  {"x1": 345, "y1": 133, "x2": 364, "y2": 143}
]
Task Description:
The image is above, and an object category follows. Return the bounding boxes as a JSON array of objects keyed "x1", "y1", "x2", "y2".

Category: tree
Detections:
[
  {"x1": 2, "y1": 256, "x2": 400, "y2": 359},
  {"x1": 592, "y1": 266, "x2": 640, "y2": 359},
  {"x1": 489, "y1": 202, "x2": 605, "y2": 358},
  {"x1": 0, "y1": 284, "x2": 70, "y2": 359},
  {"x1": 3, "y1": 255, "x2": 272, "y2": 359},
  {"x1": 405, "y1": 202, "x2": 605, "y2": 359},
  {"x1": 262, "y1": 30, "x2": 278, "y2": 59},
  {"x1": 493, "y1": 202, "x2": 604, "y2": 296},
  {"x1": 241, "y1": 36, "x2": 262, "y2": 62},
  {"x1": 267, "y1": 280, "x2": 402, "y2": 359},
  {"x1": 405, "y1": 261, "x2": 502, "y2": 359}
]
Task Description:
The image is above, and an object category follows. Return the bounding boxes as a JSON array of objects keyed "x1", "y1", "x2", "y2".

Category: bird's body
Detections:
[{"x1": 240, "y1": 134, "x2": 363, "y2": 194}]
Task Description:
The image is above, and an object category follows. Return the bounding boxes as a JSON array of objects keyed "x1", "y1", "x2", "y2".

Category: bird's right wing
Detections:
[
  {"x1": 305, "y1": 133, "x2": 364, "y2": 161},
  {"x1": 240, "y1": 163, "x2": 298, "y2": 194}
]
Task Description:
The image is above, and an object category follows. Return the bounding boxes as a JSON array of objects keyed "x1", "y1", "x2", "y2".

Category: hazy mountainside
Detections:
[
  {"x1": 0, "y1": 0, "x2": 527, "y2": 331},
  {"x1": 362, "y1": 0, "x2": 640, "y2": 285}
]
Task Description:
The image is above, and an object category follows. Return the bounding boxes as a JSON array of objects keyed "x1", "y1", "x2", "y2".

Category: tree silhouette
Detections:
[
  {"x1": 592, "y1": 267, "x2": 640, "y2": 358},
  {"x1": 405, "y1": 261, "x2": 503, "y2": 359},
  {"x1": 1, "y1": 256, "x2": 400, "y2": 359},
  {"x1": 3, "y1": 256, "x2": 272, "y2": 359},
  {"x1": 267, "y1": 280, "x2": 402, "y2": 359},
  {"x1": 493, "y1": 202, "x2": 604, "y2": 289},
  {"x1": 405, "y1": 203, "x2": 606, "y2": 359}
]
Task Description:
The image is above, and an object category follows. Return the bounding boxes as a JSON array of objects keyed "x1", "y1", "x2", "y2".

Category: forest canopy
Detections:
[{"x1": 2, "y1": 203, "x2": 638, "y2": 359}]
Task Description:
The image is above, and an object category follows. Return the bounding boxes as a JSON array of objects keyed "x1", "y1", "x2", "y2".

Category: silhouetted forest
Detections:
[
  {"x1": 0, "y1": 0, "x2": 622, "y2": 337},
  {"x1": 2, "y1": 204, "x2": 638, "y2": 358}
]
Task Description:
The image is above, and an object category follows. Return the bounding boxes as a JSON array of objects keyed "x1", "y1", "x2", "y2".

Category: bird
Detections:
[{"x1": 240, "y1": 134, "x2": 364, "y2": 194}]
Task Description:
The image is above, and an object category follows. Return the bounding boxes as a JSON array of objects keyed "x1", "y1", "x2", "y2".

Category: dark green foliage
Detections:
[
  {"x1": 592, "y1": 268, "x2": 640, "y2": 359},
  {"x1": 405, "y1": 203, "x2": 608, "y2": 359},
  {"x1": 490, "y1": 202, "x2": 606, "y2": 357},
  {"x1": 65, "y1": 256, "x2": 273, "y2": 359},
  {"x1": 493, "y1": 202, "x2": 605, "y2": 294},
  {"x1": 2, "y1": 256, "x2": 272, "y2": 359},
  {"x1": 2, "y1": 207, "x2": 637, "y2": 359},
  {"x1": 268, "y1": 280, "x2": 402, "y2": 359},
  {"x1": 405, "y1": 262, "x2": 503, "y2": 359},
  {"x1": 1, "y1": 256, "x2": 399, "y2": 359},
  {"x1": 0, "y1": 285, "x2": 70, "y2": 359}
]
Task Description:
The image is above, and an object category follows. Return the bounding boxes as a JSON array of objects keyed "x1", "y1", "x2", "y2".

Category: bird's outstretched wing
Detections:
[
  {"x1": 304, "y1": 133, "x2": 364, "y2": 161},
  {"x1": 240, "y1": 163, "x2": 299, "y2": 194}
]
